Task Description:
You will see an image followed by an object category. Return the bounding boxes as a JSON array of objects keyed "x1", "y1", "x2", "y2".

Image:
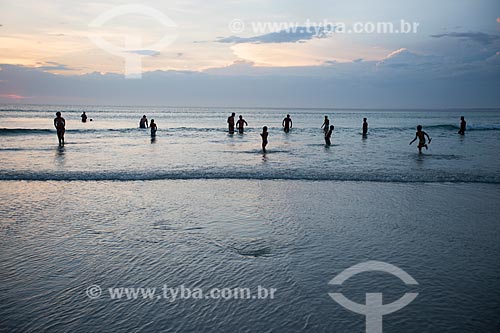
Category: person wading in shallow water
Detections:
[
  {"x1": 227, "y1": 112, "x2": 236, "y2": 134},
  {"x1": 150, "y1": 119, "x2": 157, "y2": 137},
  {"x1": 410, "y1": 125, "x2": 432, "y2": 153},
  {"x1": 261, "y1": 126, "x2": 269, "y2": 153},
  {"x1": 325, "y1": 125, "x2": 334, "y2": 146},
  {"x1": 53, "y1": 112, "x2": 66, "y2": 146},
  {"x1": 282, "y1": 114, "x2": 293, "y2": 133},
  {"x1": 458, "y1": 116, "x2": 466, "y2": 135},
  {"x1": 139, "y1": 115, "x2": 148, "y2": 129},
  {"x1": 321, "y1": 116, "x2": 330, "y2": 133},
  {"x1": 236, "y1": 115, "x2": 248, "y2": 134},
  {"x1": 362, "y1": 118, "x2": 368, "y2": 136}
]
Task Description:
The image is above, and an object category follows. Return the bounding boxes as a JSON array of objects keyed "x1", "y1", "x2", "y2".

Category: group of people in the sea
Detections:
[
  {"x1": 225, "y1": 113, "x2": 466, "y2": 153},
  {"x1": 53, "y1": 112, "x2": 468, "y2": 153},
  {"x1": 139, "y1": 115, "x2": 157, "y2": 136},
  {"x1": 226, "y1": 113, "x2": 249, "y2": 135},
  {"x1": 407, "y1": 116, "x2": 466, "y2": 153}
]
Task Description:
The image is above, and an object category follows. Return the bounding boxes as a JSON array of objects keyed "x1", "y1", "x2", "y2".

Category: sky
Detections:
[{"x1": 0, "y1": 0, "x2": 499, "y2": 108}]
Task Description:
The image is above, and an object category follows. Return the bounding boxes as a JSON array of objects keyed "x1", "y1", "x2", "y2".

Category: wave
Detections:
[
  {"x1": 1, "y1": 124, "x2": 499, "y2": 136},
  {"x1": 0, "y1": 170, "x2": 498, "y2": 183},
  {"x1": 0, "y1": 128, "x2": 54, "y2": 135},
  {"x1": 0, "y1": 128, "x2": 159, "y2": 135},
  {"x1": 0, "y1": 127, "x2": 233, "y2": 134},
  {"x1": 425, "y1": 124, "x2": 460, "y2": 130},
  {"x1": 467, "y1": 124, "x2": 500, "y2": 130},
  {"x1": 378, "y1": 124, "x2": 500, "y2": 132},
  {"x1": 425, "y1": 124, "x2": 500, "y2": 131},
  {"x1": 0, "y1": 127, "x2": 277, "y2": 135}
]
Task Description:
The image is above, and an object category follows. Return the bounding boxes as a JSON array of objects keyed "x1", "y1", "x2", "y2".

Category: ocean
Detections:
[
  {"x1": 1, "y1": 105, "x2": 499, "y2": 332},
  {"x1": 0, "y1": 105, "x2": 500, "y2": 182}
]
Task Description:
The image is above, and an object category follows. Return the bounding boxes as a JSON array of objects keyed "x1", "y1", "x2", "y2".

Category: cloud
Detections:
[
  {"x1": 216, "y1": 26, "x2": 332, "y2": 44},
  {"x1": 127, "y1": 50, "x2": 161, "y2": 56},
  {"x1": 203, "y1": 60, "x2": 257, "y2": 75},
  {"x1": 497, "y1": 18, "x2": 500, "y2": 23},
  {"x1": 1, "y1": 58, "x2": 499, "y2": 108},
  {"x1": 376, "y1": 48, "x2": 443, "y2": 69},
  {"x1": 0, "y1": 93, "x2": 30, "y2": 100},
  {"x1": 430, "y1": 32, "x2": 500, "y2": 45},
  {"x1": 385, "y1": 48, "x2": 409, "y2": 59},
  {"x1": 35, "y1": 62, "x2": 76, "y2": 71}
]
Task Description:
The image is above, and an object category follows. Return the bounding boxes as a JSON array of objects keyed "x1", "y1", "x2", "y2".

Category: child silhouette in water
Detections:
[
  {"x1": 321, "y1": 116, "x2": 330, "y2": 133},
  {"x1": 150, "y1": 119, "x2": 157, "y2": 136},
  {"x1": 410, "y1": 125, "x2": 432, "y2": 153},
  {"x1": 261, "y1": 126, "x2": 268, "y2": 153},
  {"x1": 325, "y1": 125, "x2": 334, "y2": 146}
]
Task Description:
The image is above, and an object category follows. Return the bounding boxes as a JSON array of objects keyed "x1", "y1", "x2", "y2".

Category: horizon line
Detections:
[{"x1": 1, "y1": 103, "x2": 500, "y2": 112}]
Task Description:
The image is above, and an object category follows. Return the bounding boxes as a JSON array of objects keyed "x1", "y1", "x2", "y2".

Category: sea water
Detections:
[
  {"x1": 0, "y1": 105, "x2": 499, "y2": 182},
  {"x1": 0, "y1": 105, "x2": 499, "y2": 332}
]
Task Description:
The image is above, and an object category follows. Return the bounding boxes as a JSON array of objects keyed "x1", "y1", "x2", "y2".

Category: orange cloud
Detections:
[
  {"x1": 0, "y1": 94, "x2": 30, "y2": 100},
  {"x1": 497, "y1": 18, "x2": 500, "y2": 23}
]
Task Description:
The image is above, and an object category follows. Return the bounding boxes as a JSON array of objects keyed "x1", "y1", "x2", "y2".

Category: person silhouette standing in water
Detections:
[
  {"x1": 261, "y1": 126, "x2": 269, "y2": 153},
  {"x1": 325, "y1": 125, "x2": 334, "y2": 146},
  {"x1": 236, "y1": 115, "x2": 248, "y2": 134},
  {"x1": 410, "y1": 125, "x2": 432, "y2": 153},
  {"x1": 282, "y1": 114, "x2": 293, "y2": 133},
  {"x1": 150, "y1": 119, "x2": 157, "y2": 137},
  {"x1": 321, "y1": 116, "x2": 330, "y2": 133},
  {"x1": 53, "y1": 112, "x2": 66, "y2": 146},
  {"x1": 227, "y1": 112, "x2": 236, "y2": 134},
  {"x1": 139, "y1": 115, "x2": 148, "y2": 129},
  {"x1": 362, "y1": 118, "x2": 368, "y2": 136},
  {"x1": 81, "y1": 112, "x2": 88, "y2": 123},
  {"x1": 458, "y1": 116, "x2": 466, "y2": 135}
]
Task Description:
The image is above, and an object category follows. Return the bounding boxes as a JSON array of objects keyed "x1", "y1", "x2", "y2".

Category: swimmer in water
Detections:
[
  {"x1": 53, "y1": 111, "x2": 66, "y2": 146},
  {"x1": 236, "y1": 115, "x2": 248, "y2": 134},
  {"x1": 81, "y1": 112, "x2": 88, "y2": 123},
  {"x1": 261, "y1": 126, "x2": 269, "y2": 153},
  {"x1": 282, "y1": 114, "x2": 292, "y2": 133},
  {"x1": 409, "y1": 125, "x2": 432, "y2": 153},
  {"x1": 150, "y1": 119, "x2": 157, "y2": 136},
  {"x1": 321, "y1": 116, "x2": 330, "y2": 133},
  {"x1": 362, "y1": 118, "x2": 368, "y2": 136},
  {"x1": 458, "y1": 116, "x2": 466, "y2": 135},
  {"x1": 325, "y1": 125, "x2": 334, "y2": 146},
  {"x1": 227, "y1": 112, "x2": 236, "y2": 134},
  {"x1": 139, "y1": 115, "x2": 148, "y2": 129}
]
